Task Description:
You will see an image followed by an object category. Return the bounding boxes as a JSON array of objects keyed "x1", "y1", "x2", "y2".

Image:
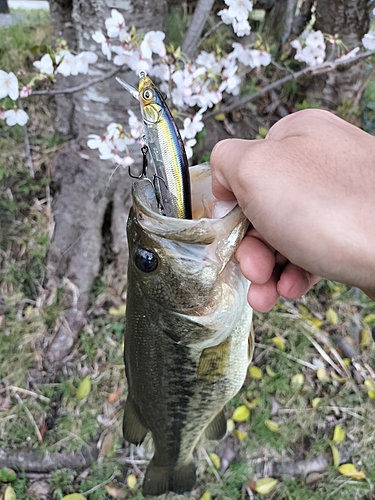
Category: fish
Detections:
[
  {"x1": 116, "y1": 71, "x2": 192, "y2": 219},
  {"x1": 123, "y1": 162, "x2": 254, "y2": 496}
]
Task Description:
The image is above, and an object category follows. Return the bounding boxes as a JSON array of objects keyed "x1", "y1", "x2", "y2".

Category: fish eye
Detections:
[
  {"x1": 142, "y1": 88, "x2": 153, "y2": 101},
  {"x1": 135, "y1": 248, "x2": 158, "y2": 273}
]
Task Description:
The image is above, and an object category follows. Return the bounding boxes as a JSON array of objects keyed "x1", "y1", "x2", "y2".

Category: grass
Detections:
[{"x1": 1, "y1": 6, "x2": 375, "y2": 500}]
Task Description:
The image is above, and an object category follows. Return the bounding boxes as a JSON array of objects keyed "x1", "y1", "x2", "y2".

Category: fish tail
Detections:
[
  {"x1": 123, "y1": 395, "x2": 148, "y2": 445},
  {"x1": 143, "y1": 460, "x2": 196, "y2": 496}
]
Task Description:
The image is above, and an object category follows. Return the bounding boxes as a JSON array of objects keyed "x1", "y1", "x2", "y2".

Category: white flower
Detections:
[
  {"x1": 183, "y1": 138, "x2": 196, "y2": 159},
  {"x1": 20, "y1": 86, "x2": 32, "y2": 98},
  {"x1": 75, "y1": 51, "x2": 98, "y2": 74},
  {"x1": 218, "y1": 8, "x2": 235, "y2": 24},
  {"x1": 219, "y1": 63, "x2": 241, "y2": 95},
  {"x1": 105, "y1": 9, "x2": 127, "y2": 39},
  {"x1": 122, "y1": 155, "x2": 134, "y2": 167},
  {"x1": 301, "y1": 45, "x2": 325, "y2": 66},
  {"x1": 150, "y1": 63, "x2": 171, "y2": 81},
  {"x1": 33, "y1": 54, "x2": 54, "y2": 74},
  {"x1": 87, "y1": 134, "x2": 113, "y2": 158},
  {"x1": 232, "y1": 18, "x2": 251, "y2": 37},
  {"x1": 56, "y1": 50, "x2": 78, "y2": 76},
  {"x1": 362, "y1": 33, "x2": 375, "y2": 50},
  {"x1": 92, "y1": 30, "x2": 112, "y2": 60},
  {"x1": 4, "y1": 108, "x2": 29, "y2": 126},
  {"x1": 128, "y1": 109, "x2": 143, "y2": 139},
  {"x1": 227, "y1": 0, "x2": 253, "y2": 20},
  {"x1": 0, "y1": 71, "x2": 19, "y2": 100},
  {"x1": 249, "y1": 49, "x2": 271, "y2": 67},
  {"x1": 306, "y1": 30, "x2": 325, "y2": 49},
  {"x1": 140, "y1": 31, "x2": 166, "y2": 60},
  {"x1": 195, "y1": 51, "x2": 217, "y2": 69},
  {"x1": 337, "y1": 47, "x2": 360, "y2": 62},
  {"x1": 181, "y1": 112, "x2": 204, "y2": 140}
]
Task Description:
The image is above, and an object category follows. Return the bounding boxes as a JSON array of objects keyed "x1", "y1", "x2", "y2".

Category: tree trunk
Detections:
[
  {"x1": 44, "y1": 0, "x2": 167, "y2": 361},
  {"x1": 0, "y1": 0, "x2": 9, "y2": 14},
  {"x1": 312, "y1": 0, "x2": 369, "y2": 113}
]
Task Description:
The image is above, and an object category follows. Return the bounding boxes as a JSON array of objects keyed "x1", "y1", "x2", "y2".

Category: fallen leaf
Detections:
[
  {"x1": 271, "y1": 337, "x2": 285, "y2": 350},
  {"x1": 0, "y1": 467, "x2": 16, "y2": 482},
  {"x1": 234, "y1": 430, "x2": 247, "y2": 440},
  {"x1": 105, "y1": 484, "x2": 128, "y2": 499},
  {"x1": 209, "y1": 453, "x2": 220, "y2": 469},
  {"x1": 232, "y1": 405, "x2": 250, "y2": 422},
  {"x1": 291, "y1": 374, "x2": 304, "y2": 390},
  {"x1": 266, "y1": 366, "x2": 277, "y2": 377},
  {"x1": 311, "y1": 398, "x2": 322, "y2": 408},
  {"x1": 343, "y1": 358, "x2": 350, "y2": 367},
  {"x1": 100, "y1": 432, "x2": 114, "y2": 457},
  {"x1": 364, "y1": 313, "x2": 375, "y2": 325},
  {"x1": 27, "y1": 480, "x2": 50, "y2": 499},
  {"x1": 244, "y1": 396, "x2": 261, "y2": 409},
  {"x1": 360, "y1": 328, "x2": 372, "y2": 347},
  {"x1": 368, "y1": 391, "x2": 375, "y2": 399},
  {"x1": 107, "y1": 386, "x2": 121, "y2": 403},
  {"x1": 316, "y1": 368, "x2": 330, "y2": 382},
  {"x1": 265, "y1": 420, "x2": 280, "y2": 432},
  {"x1": 199, "y1": 490, "x2": 211, "y2": 500},
  {"x1": 214, "y1": 113, "x2": 225, "y2": 122},
  {"x1": 326, "y1": 308, "x2": 339, "y2": 325},
  {"x1": 338, "y1": 463, "x2": 366, "y2": 479},
  {"x1": 226, "y1": 419, "x2": 235, "y2": 433},
  {"x1": 4, "y1": 485, "x2": 16, "y2": 500},
  {"x1": 108, "y1": 305, "x2": 126, "y2": 316},
  {"x1": 331, "y1": 444, "x2": 340, "y2": 466},
  {"x1": 332, "y1": 425, "x2": 345, "y2": 443},
  {"x1": 331, "y1": 372, "x2": 347, "y2": 383},
  {"x1": 254, "y1": 477, "x2": 278, "y2": 495},
  {"x1": 309, "y1": 318, "x2": 323, "y2": 330},
  {"x1": 61, "y1": 495, "x2": 86, "y2": 500},
  {"x1": 249, "y1": 366, "x2": 262, "y2": 379},
  {"x1": 364, "y1": 379, "x2": 375, "y2": 392},
  {"x1": 76, "y1": 376, "x2": 91, "y2": 401},
  {"x1": 127, "y1": 474, "x2": 137, "y2": 489}
]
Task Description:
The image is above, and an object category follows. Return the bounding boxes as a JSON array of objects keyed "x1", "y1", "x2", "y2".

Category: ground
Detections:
[{"x1": 1, "y1": 7, "x2": 375, "y2": 500}]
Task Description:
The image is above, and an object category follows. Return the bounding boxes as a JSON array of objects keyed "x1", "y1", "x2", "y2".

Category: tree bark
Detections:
[
  {"x1": 0, "y1": 0, "x2": 9, "y2": 14},
  {"x1": 44, "y1": 0, "x2": 167, "y2": 361}
]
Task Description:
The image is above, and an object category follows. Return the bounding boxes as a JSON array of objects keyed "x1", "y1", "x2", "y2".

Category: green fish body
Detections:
[{"x1": 124, "y1": 163, "x2": 253, "y2": 496}]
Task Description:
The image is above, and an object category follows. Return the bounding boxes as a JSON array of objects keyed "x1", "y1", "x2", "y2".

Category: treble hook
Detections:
[{"x1": 128, "y1": 145, "x2": 149, "y2": 179}]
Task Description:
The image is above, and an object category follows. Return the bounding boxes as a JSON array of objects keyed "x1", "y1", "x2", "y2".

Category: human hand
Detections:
[{"x1": 211, "y1": 109, "x2": 375, "y2": 311}]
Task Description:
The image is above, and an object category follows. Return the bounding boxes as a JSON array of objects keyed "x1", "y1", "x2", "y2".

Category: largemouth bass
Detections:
[
  {"x1": 124, "y1": 162, "x2": 254, "y2": 496},
  {"x1": 117, "y1": 72, "x2": 192, "y2": 219}
]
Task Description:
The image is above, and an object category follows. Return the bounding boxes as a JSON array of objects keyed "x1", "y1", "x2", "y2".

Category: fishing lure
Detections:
[{"x1": 117, "y1": 71, "x2": 192, "y2": 219}]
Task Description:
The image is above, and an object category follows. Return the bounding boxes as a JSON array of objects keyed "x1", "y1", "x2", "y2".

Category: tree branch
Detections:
[
  {"x1": 181, "y1": 0, "x2": 216, "y2": 59},
  {"x1": 204, "y1": 49, "x2": 375, "y2": 119},
  {"x1": 31, "y1": 65, "x2": 126, "y2": 96}
]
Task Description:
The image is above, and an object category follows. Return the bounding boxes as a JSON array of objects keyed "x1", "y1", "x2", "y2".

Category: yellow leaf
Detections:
[
  {"x1": 291, "y1": 374, "x2": 304, "y2": 390},
  {"x1": 343, "y1": 358, "x2": 351, "y2": 367},
  {"x1": 265, "y1": 420, "x2": 280, "y2": 432},
  {"x1": 311, "y1": 398, "x2": 321, "y2": 408},
  {"x1": 332, "y1": 425, "x2": 345, "y2": 443},
  {"x1": 326, "y1": 308, "x2": 339, "y2": 325},
  {"x1": 298, "y1": 304, "x2": 312, "y2": 319},
  {"x1": 226, "y1": 419, "x2": 235, "y2": 433},
  {"x1": 338, "y1": 463, "x2": 366, "y2": 479},
  {"x1": 266, "y1": 366, "x2": 277, "y2": 377},
  {"x1": 271, "y1": 337, "x2": 285, "y2": 350},
  {"x1": 364, "y1": 379, "x2": 375, "y2": 392},
  {"x1": 108, "y1": 305, "x2": 126, "y2": 316},
  {"x1": 127, "y1": 474, "x2": 137, "y2": 489},
  {"x1": 4, "y1": 486, "x2": 16, "y2": 500},
  {"x1": 104, "y1": 483, "x2": 128, "y2": 499},
  {"x1": 316, "y1": 368, "x2": 330, "y2": 382},
  {"x1": 245, "y1": 396, "x2": 262, "y2": 409},
  {"x1": 249, "y1": 366, "x2": 262, "y2": 379},
  {"x1": 331, "y1": 444, "x2": 340, "y2": 466},
  {"x1": 76, "y1": 376, "x2": 91, "y2": 401},
  {"x1": 331, "y1": 372, "x2": 347, "y2": 383},
  {"x1": 254, "y1": 477, "x2": 278, "y2": 495},
  {"x1": 360, "y1": 328, "x2": 372, "y2": 347},
  {"x1": 199, "y1": 490, "x2": 211, "y2": 500},
  {"x1": 364, "y1": 313, "x2": 375, "y2": 325},
  {"x1": 209, "y1": 453, "x2": 220, "y2": 469},
  {"x1": 24, "y1": 306, "x2": 35, "y2": 318},
  {"x1": 368, "y1": 391, "x2": 375, "y2": 399},
  {"x1": 234, "y1": 429, "x2": 247, "y2": 440},
  {"x1": 61, "y1": 495, "x2": 86, "y2": 500},
  {"x1": 214, "y1": 113, "x2": 225, "y2": 122},
  {"x1": 232, "y1": 405, "x2": 250, "y2": 422},
  {"x1": 310, "y1": 318, "x2": 323, "y2": 330}
]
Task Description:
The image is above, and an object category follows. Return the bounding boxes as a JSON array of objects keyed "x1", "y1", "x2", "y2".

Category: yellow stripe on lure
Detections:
[{"x1": 117, "y1": 71, "x2": 192, "y2": 220}]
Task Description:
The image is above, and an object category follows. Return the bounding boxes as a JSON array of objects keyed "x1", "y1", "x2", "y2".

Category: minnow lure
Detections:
[{"x1": 116, "y1": 71, "x2": 192, "y2": 219}]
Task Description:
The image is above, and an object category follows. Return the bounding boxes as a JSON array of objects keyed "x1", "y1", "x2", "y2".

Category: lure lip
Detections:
[{"x1": 116, "y1": 77, "x2": 139, "y2": 101}]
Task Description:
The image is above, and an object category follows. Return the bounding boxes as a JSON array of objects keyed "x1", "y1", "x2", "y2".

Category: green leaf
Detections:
[{"x1": 76, "y1": 376, "x2": 91, "y2": 401}]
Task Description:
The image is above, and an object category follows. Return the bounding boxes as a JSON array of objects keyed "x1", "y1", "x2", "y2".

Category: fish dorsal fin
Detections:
[{"x1": 205, "y1": 408, "x2": 227, "y2": 440}]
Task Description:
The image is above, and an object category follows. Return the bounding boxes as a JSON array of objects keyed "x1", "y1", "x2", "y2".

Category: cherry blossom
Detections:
[
  {"x1": 362, "y1": 33, "x2": 375, "y2": 50},
  {"x1": 140, "y1": 31, "x2": 166, "y2": 59},
  {"x1": 92, "y1": 31, "x2": 112, "y2": 61},
  {"x1": 76, "y1": 51, "x2": 98, "y2": 74},
  {"x1": 183, "y1": 138, "x2": 196, "y2": 159},
  {"x1": 291, "y1": 30, "x2": 326, "y2": 66},
  {"x1": 181, "y1": 112, "x2": 205, "y2": 140},
  {"x1": 105, "y1": 9, "x2": 127, "y2": 39},
  {"x1": 0, "y1": 70, "x2": 19, "y2": 100},
  {"x1": 56, "y1": 50, "x2": 78, "y2": 76},
  {"x1": 4, "y1": 108, "x2": 29, "y2": 126},
  {"x1": 87, "y1": 134, "x2": 113, "y2": 158},
  {"x1": 20, "y1": 86, "x2": 33, "y2": 98},
  {"x1": 218, "y1": 0, "x2": 253, "y2": 37},
  {"x1": 219, "y1": 63, "x2": 241, "y2": 95},
  {"x1": 33, "y1": 54, "x2": 54, "y2": 74},
  {"x1": 128, "y1": 110, "x2": 143, "y2": 139}
]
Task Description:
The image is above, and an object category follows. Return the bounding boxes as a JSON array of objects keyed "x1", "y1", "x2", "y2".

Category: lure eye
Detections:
[
  {"x1": 142, "y1": 88, "x2": 154, "y2": 101},
  {"x1": 135, "y1": 248, "x2": 158, "y2": 273}
]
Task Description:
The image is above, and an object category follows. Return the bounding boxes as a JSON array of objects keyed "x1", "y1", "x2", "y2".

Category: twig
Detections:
[
  {"x1": 82, "y1": 472, "x2": 117, "y2": 495},
  {"x1": 328, "y1": 479, "x2": 355, "y2": 498},
  {"x1": 254, "y1": 342, "x2": 317, "y2": 370},
  {"x1": 181, "y1": 0, "x2": 216, "y2": 58},
  {"x1": 196, "y1": 20, "x2": 224, "y2": 51},
  {"x1": 201, "y1": 447, "x2": 222, "y2": 482},
  {"x1": 18, "y1": 101, "x2": 34, "y2": 178},
  {"x1": 302, "y1": 332, "x2": 345, "y2": 377},
  {"x1": 14, "y1": 393, "x2": 43, "y2": 442},
  {"x1": 8, "y1": 386, "x2": 49, "y2": 402},
  {"x1": 204, "y1": 48, "x2": 375, "y2": 119},
  {"x1": 31, "y1": 65, "x2": 126, "y2": 96}
]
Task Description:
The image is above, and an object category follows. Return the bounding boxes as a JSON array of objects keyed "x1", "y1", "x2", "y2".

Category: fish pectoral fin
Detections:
[
  {"x1": 197, "y1": 337, "x2": 230, "y2": 383},
  {"x1": 123, "y1": 395, "x2": 148, "y2": 445},
  {"x1": 205, "y1": 408, "x2": 227, "y2": 440},
  {"x1": 143, "y1": 460, "x2": 196, "y2": 496}
]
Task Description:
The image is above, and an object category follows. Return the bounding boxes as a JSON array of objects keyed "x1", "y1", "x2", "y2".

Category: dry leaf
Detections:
[
  {"x1": 338, "y1": 463, "x2": 366, "y2": 479},
  {"x1": 226, "y1": 419, "x2": 235, "y2": 433},
  {"x1": 244, "y1": 396, "x2": 261, "y2": 409},
  {"x1": 326, "y1": 308, "x2": 338, "y2": 325},
  {"x1": 271, "y1": 337, "x2": 285, "y2": 350},
  {"x1": 360, "y1": 328, "x2": 372, "y2": 347},
  {"x1": 100, "y1": 432, "x2": 114, "y2": 457},
  {"x1": 266, "y1": 366, "x2": 276, "y2": 377},
  {"x1": 104, "y1": 483, "x2": 128, "y2": 499},
  {"x1": 232, "y1": 405, "x2": 250, "y2": 422},
  {"x1": 76, "y1": 376, "x2": 91, "y2": 401},
  {"x1": 4, "y1": 485, "x2": 16, "y2": 500},
  {"x1": 316, "y1": 368, "x2": 330, "y2": 382},
  {"x1": 107, "y1": 386, "x2": 121, "y2": 403},
  {"x1": 291, "y1": 374, "x2": 304, "y2": 390},
  {"x1": 209, "y1": 453, "x2": 220, "y2": 469},
  {"x1": 108, "y1": 305, "x2": 126, "y2": 316},
  {"x1": 254, "y1": 477, "x2": 278, "y2": 495},
  {"x1": 331, "y1": 372, "x2": 347, "y2": 383},
  {"x1": 265, "y1": 420, "x2": 280, "y2": 432},
  {"x1": 61, "y1": 495, "x2": 86, "y2": 500},
  {"x1": 332, "y1": 425, "x2": 345, "y2": 443},
  {"x1": 331, "y1": 444, "x2": 340, "y2": 466},
  {"x1": 249, "y1": 366, "x2": 262, "y2": 379},
  {"x1": 127, "y1": 474, "x2": 137, "y2": 489}
]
